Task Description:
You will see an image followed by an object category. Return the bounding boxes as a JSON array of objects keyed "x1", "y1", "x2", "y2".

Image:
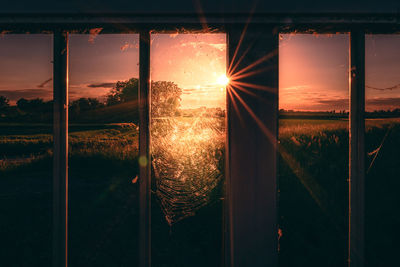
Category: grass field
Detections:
[
  {"x1": 0, "y1": 123, "x2": 140, "y2": 267},
  {"x1": 0, "y1": 117, "x2": 399, "y2": 266},
  {"x1": 278, "y1": 117, "x2": 400, "y2": 267}
]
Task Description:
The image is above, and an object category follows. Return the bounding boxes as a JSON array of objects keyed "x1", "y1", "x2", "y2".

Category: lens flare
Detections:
[{"x1": 217, "y1": 74, "x2": 230, "y2": 86}]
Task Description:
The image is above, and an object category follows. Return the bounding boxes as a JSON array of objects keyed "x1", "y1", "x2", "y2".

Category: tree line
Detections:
[
  {"x1": 279, "y1": 108, "x2": 400, "y2": 118},
  {"x1": 0, "y1": 78, "x2": 182, "y2": 121}
]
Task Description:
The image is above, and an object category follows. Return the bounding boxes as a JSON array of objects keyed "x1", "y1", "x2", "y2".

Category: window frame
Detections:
[{"x1": 1, "y1": 13, "x2": 399, "y2": 267}]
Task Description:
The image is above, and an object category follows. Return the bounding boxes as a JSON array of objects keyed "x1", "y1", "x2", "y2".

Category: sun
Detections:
[{"x1": 217, "y1": 74, "x2": 230, "y2": 86}]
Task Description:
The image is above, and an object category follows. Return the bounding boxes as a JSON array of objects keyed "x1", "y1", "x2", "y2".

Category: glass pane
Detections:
[
  {"x1": 279, "y1": 34, "x2": 349, "y2": 267},
  {"x1": 365, "y1": 34, "x2": 400, "y2": 267},
  {"x1": 0, "y1": 34, "x2": 53, "y2": 266},
  {"x1": 68, "y1": 34, "x2": 139, "y2": 266},
  {"x1": 150, "y1": 33, "x2": 226, "y2": 266}
]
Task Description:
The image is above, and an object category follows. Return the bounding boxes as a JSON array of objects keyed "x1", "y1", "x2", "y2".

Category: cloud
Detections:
[
  {"x1": 208, "y1": 43, "x2": 226, "y2": 51},
  {"x1": 281, "y1": 85, "x2": 310, "y2": 91},
  {"x1": 87, "y1": 82, "x2": 115, "y2": 88},
  {"x1": 0, "y1": 89, "x2": 52, "y2": 101},
  {"x1": 366, "y1": 97, "x2": 400, "y2": 106},
  {"x1": 316, "y1": 98, "x2": 349, "y2": 107},
  {"x1": 37, "y1": 77, "x2": 52, "y2": 88},
  {"x1": 283, "y1": 97, "x2": 400, "y2": 111},
  {"x1": 181, "y1": 41, "x2": 226, "y2": 51}
]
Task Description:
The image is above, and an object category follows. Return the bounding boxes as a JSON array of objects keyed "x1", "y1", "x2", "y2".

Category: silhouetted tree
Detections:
[
  {"x1": 16, "y1": 98, "x2": 29, "y2": 110},
  {"x1": 151, "y1": 81, "x2": 182, "y2": 117},
  {"x1": 0, "y1": 96, "x2": 10, "y2": 110},
  {"x1": 12, "y1": 98, "x2": 52, "y2": 121},
  {"x1": 106, "y1": 78, "x2": 138, "y2": 106},
  {"x1": 70, "y1": 97, "x2": 104, "y2": 115},
  {"x1": 106, "y1": 78, "x2": 182, "y2": 117},
  {"x1": 17, "y1": 98, "x2": 46, "y2": 112}
]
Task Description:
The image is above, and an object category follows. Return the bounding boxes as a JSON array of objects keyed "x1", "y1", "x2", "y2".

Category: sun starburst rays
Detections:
[{"x1": 224, "y1": 20, "x2": 328, "y2": 211}]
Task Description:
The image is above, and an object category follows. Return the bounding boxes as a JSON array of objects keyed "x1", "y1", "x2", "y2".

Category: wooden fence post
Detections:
[
  {"x1": 349, "y1": 29, "x2": 365, "y2": 267},
  {"x1": 53, "y1": 30, "x2": 68, "y2": 267},
  {"x1": 227, "y1": 24, "x2": 279, "y2": 267},
  {"x1": 139, "y1": 30, "x2": 151, "y2": 267}
]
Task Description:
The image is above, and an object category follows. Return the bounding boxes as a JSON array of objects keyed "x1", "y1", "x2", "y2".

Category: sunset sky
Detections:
[
  {"x1": 69, "y1": 34, "x2": 139, "y2": 101},
  {"x1": 365, "y1": 34, "x2": 400, "y2": 112},
  {"x1": 0, "y1": 34, "x2": 53, "y2": 104},
  {"x1": 279, "y1": 34, "x2": 349, "y2": 111},
  {"x1": 0, "y1": 33, "x2": 398, "y2": 111},
  {"x1": 151, "y1": 34, "x2": 226, "y2": 109},
  {"x1": 279, "y1": 33, "x2": 400, "y2": 112}
]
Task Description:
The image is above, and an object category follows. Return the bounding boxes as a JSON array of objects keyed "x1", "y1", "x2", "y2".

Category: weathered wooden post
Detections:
[
  {"x1": 53, "y1": 30, "x2": 68, "y2": 267},
  {"x1": 227, "y1": 23, "x2": 279, "y2": 267},
  {"x1": 139, "y1": 29, "x2": 151, "y2": 267},
  {"x1": 349, "y1": 29, "x2": 365, "y2": 267}
]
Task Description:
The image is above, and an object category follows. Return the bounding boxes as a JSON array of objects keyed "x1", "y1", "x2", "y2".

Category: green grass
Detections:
[
  {"x1": 279, "y1": 118, "x2": 348, "y2": 136},
  {"x1": 1, "y1": 117, "x2": 399, "y2": 267},
  {"x1": 0, "y1": 122, "x2": 139, "y2": 171},
  {"x1": 278, "y1": 117, "x2": 400, "y2": 267},
  {"x1": 70, "y1": 100, "x2": 139, "y2": 123},
  {"x1": 0, "y1": 122, "x2": 140, "y2": 267}
]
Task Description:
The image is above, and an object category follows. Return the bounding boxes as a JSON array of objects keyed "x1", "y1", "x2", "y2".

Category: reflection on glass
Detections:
[
  {"x1": 365, "y1": 34, "x2": 400, "y2": 267},
  {"x1": 0, "y1": 34, "x2": 53, "y2": 266},
  {"x1": 279, "y1": 34, "x2": 349, "y2": 267},
  {"x1": 150, "y1": 33, "x2": 226, "y2": 266},
  {"x1": 68, "y1": 34, "x2": 139, "y2": 267}
]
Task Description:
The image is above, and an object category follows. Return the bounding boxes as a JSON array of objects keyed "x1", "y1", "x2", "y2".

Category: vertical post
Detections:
[
  {"x1": 139, "y1": 30, "x2": 151, "y2": 267},
  {"x1": 53, "y1": 31, "x2": 68, "y2": 267},
  {"x1": 227, "y1": 24, "x2": 279, "y2": 267},
  {"x1": 224, "y1": 33, "x2": 231, "y2": 267},
  {"x1": 349, "y1": 30, "x2": 365, "y2": 267}
]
